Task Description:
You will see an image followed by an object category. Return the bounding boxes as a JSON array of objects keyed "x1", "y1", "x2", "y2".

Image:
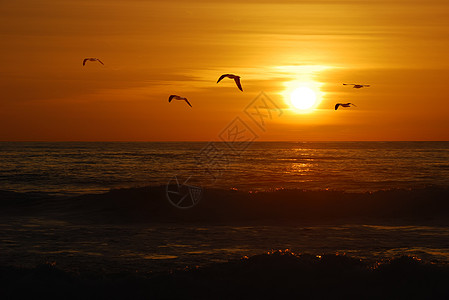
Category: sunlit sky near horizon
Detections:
[{"x1": 1, "y1": 0, "x2": 449, "y2": 141}]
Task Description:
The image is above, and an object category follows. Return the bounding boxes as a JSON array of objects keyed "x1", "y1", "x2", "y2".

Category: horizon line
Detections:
[{"x1": 1, "y1": 140, "x2": 448, "y2": 143}]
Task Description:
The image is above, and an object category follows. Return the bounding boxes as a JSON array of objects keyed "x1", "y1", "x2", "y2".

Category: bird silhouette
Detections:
[
  {"x1": 343, "y1": 83, "x2": 370, "y2": 88},
  {"x1": 335, "y1": 103, "x2": 357, "y2": 110},
  {"x1": 83, "y1": 58, "x2": 104, "y2": 66},
  {"x1": 217, "y1": 74, "x2": 243, "y2": 91},
  {"x1": 169, "y1": 95, "x2": 192, "y2": 107}
]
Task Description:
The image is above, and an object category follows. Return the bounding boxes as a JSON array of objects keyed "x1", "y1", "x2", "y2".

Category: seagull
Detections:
[
  {"x1": 343, "y1": 83, "x2": 370, "y2": 88},
  {"x1": 217, "y1": 74, "x2": 243, "y2": 91},
  {"x1": 83, "y1": 58, "x2": 104, "y2": 66},
  {"x1": 335, "y1": 103, "x2": 357, "y2": 110},
  {"x1": 169, "y1": 95, "x2": 192, "y2": 107}
]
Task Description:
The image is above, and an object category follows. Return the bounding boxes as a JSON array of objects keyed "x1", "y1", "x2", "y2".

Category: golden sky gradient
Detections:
[{"x1": 1, "y1": 0, "x2": 449, "y2": 141}]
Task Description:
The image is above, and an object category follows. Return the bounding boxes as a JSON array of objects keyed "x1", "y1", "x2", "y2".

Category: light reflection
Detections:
[{"x1": 284, "y1": 162, "x2": 312, "y2": 175}]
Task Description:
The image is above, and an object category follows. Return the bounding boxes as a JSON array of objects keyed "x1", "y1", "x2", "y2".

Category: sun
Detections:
[{"x1": 290, "y1": 87, "x2": 317, "y2": 110}]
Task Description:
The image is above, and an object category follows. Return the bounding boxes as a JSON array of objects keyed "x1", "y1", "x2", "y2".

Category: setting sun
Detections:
[{"x1": 290, "y1": 87, "x2": 317, "y2": 110}]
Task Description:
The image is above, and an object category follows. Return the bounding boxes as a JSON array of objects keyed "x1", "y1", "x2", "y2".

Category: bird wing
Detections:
[
  {"x1": 217, "y1": 74, "x2": 227, "y2": 83},
  {"x1": 363, "y1": 85, "x2": 370, "y2": 87},
  {"x1": 350, "y1": 103, "x2": 357, "y2": 107},
  {"x1": 335, "y1": 104, "x2": 340, "y2": 110},
  {"x1": 234, "y1": 77, "x2": 243, "y2": 91},
  {"x1": 168, "y1": 95, "x2": 176, "y2": 102},
  {"x1": 96, "y1": 59, "x2": 104, "y2": 65},
  {"x1": 83, "y1": 58, "x2": 88, "y2": 66},
  {"x1": 184, "y1": 99, "x2": 192, "y2": 107}
]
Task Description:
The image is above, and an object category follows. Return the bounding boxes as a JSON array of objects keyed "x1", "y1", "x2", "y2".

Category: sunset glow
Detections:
[{"x1": 1, "y1": 1, "x2": 449, "y2": 141}]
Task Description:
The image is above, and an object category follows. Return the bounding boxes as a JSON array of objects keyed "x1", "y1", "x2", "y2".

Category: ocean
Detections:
[
  {"x1": 1, "y1": 141, "x2": 448, "y2": 195},
  {"x1": 1, "y1": 141, "x2": 449, "y2": 278}
]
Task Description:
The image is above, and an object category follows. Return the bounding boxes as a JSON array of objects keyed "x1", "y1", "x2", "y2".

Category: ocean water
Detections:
[
  {"x1": 1, "y1": 217, "x2": 449, "y2": 273},
  {"x1": 0, "y1": 141, "x2": 448, "y2": 195},
  {"x1": 1, "y1": 142, "x2": 449, "y2": 273}
]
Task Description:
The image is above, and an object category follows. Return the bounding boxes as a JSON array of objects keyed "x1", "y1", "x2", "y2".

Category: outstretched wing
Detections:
[
  {"x1": 96, "y1": 59, "x2": 104, "y2": 65},
  {"x1": 343, "y1": 83, "x2": 354, "y2": 86},
  {"x1": 234, "y1": 77, "x2": 243, "y2": 91},
  {"x1": 168, "y1": 95, "x2": 177, "y2": 102},
  {"x1": 217, "y1": 74, "x2": 227, "y2": 83},
  {"x1": 335, "y1": 104, "x2": 341, "y2": 110},
  {"x1": 350, "y1": 103, "x2": 357, "y2": 107},
  {"x1": 83, "y1": 58, "x2": 88, "y2": 66},
  {"x1": 184, "y1": 98, "x2": 192, "y2": 107}
]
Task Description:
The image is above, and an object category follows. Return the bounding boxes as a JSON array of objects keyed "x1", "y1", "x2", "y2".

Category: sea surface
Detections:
[
  {"x1": 1, "y1": 217, "x2": 449, "y2": 273},
  {"x1": 1, "y1": 141, "x2": 449, "y2": 273},
  {"x1": 1, "y1": 141, "x2": 448, "y2": 195}
]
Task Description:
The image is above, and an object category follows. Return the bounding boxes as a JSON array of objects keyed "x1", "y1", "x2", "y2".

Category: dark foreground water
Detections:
[
  {"x1": 1, "y1": 216, "x2": 449, "y2": 274},
  {"x1": 1, "y1": 185, "x2": 449, "y2": 275}
]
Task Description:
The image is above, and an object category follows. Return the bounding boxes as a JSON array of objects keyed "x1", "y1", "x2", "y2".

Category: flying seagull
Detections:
[
  {"x1": 83, "y1": 58, "x2": 104, "y2": 66},
  {"x1": 335, "y1": 103, "x2": 357, "y2": 110},
  {"x1": 343, "y1": 83, "x2": 370, "y2": 88},
  {"x1": 217, "y1": 74, "x2": 243, "y2": 91},
  {"x1": 169, "y1": 95, "x2": 192, "y2": 107}
]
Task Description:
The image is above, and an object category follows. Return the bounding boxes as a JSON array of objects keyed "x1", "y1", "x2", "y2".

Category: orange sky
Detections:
[{"x1": 1, "y1": 0, "x2": 449, "y2": 141}]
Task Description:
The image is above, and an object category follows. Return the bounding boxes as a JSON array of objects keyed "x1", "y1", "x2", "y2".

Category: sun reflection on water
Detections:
[{"x1": 284, "y1": 162, "x2": 312, "y2": 175}]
